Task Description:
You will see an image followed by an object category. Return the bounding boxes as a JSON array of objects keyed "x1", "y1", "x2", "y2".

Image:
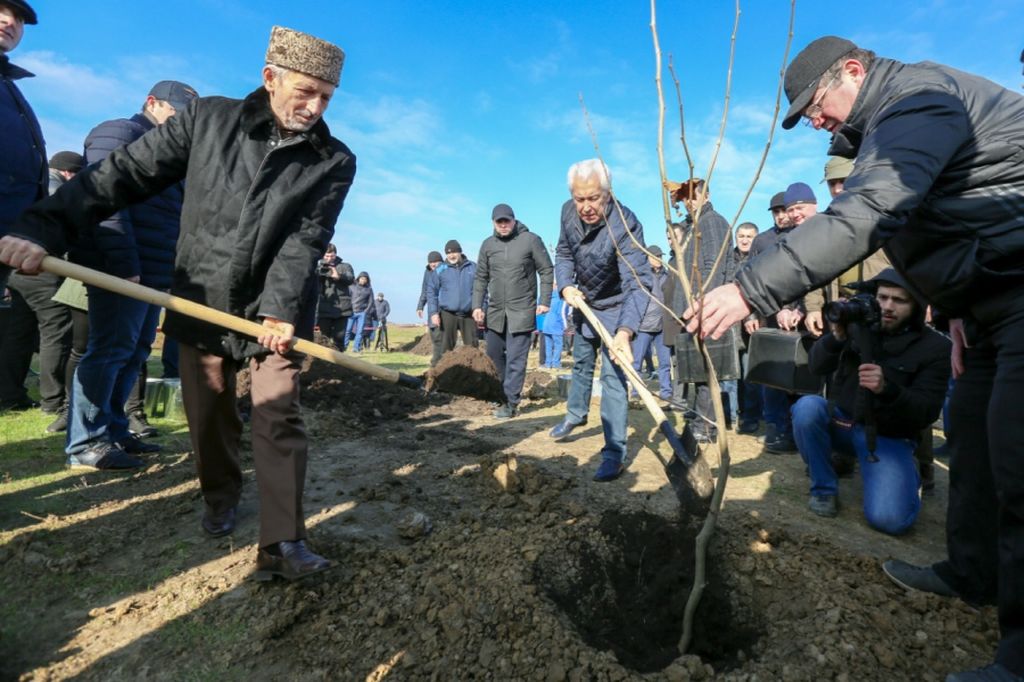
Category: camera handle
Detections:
[{"x1": 848, "y1": 321, "x2": 880, "y2": 462}]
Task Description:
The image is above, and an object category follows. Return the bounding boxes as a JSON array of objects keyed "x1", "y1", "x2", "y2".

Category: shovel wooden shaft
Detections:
[
  {"x1": 570, "y1": 297, "x2": 671, "y2": 427},
  {"x1": 40, "y1": 256, "x2": 422, "y2": 389}
]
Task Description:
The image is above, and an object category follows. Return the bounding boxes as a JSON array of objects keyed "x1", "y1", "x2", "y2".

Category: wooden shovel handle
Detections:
[{"x1": 40, "y1": 256, "x2": 420, "y2": 388}]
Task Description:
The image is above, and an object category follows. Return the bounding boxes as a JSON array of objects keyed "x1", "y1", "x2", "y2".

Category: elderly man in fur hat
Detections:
[{"x1": 0, "y1": 26, "x2": 356, "y2": 581}]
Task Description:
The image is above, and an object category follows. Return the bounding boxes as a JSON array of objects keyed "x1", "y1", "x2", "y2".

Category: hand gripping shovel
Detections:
[
  {"x1": 39, "y1": 256, "x2": 423, "y2": 390},
  {"x1": 572, "y1": 297, "x2": 714, "y2": 511}
]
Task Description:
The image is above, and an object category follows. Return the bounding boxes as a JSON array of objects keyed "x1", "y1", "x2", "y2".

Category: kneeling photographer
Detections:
[
  {"x1": 316, "y1": 244, "x2": 355, "y2": 349},
  {"x1": 792, "y1": 269, "x2": 950, "y2": 535}
]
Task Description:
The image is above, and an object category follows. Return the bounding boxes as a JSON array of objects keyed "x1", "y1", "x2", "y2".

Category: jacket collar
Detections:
[
  {"x1": 0, "y1": 54, "x2": 33, "y2": 80},
  {"x1": 130, "y1": 112, "x2": 156, "y2": 132},
  {"x1": 685, "y1": 201, "x2": 716, "y2": 226},
  {"x1": 240, "y1": 87, "x2": 335, "y2": 160},
  {"x1": 828, "y1": 58, "x2": 902, "y2": 159}
]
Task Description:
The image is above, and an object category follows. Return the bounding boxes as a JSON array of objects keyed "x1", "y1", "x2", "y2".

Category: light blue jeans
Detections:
[
  {"x1": 792, "y1": 395, "x2": 921, "y2": 535},
  {"x1": 565, "y1": 332, "x2": 629, "y2": 464}
]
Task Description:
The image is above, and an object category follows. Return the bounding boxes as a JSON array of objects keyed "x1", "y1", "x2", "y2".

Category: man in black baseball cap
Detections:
[
  {"x1": 1, "y1": 0, "x2": 35, "y2": 26},
  {"x1": 686, "y1": 35, "x2": 1024, "y2": 681},
  {"x1": 148, "y1": 80, "x2": 199, "y2": 114}
]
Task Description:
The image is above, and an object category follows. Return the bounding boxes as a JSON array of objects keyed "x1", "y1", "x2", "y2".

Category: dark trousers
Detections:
[
  {"x1": 318, "y1": 315, "x2": 348, "y2": 349},
  {"x1": 429, "y1": 326, "x2": 444, "y2": 367},
  {"x1": 65, "y1": 308, "x2": 150, "y2": 418},
  {"x1": 179, "y1": 343, "x2": 308, "y2": 548},
  {"x1": 124, "y1": 361, "x2": 147, "y2": 416},
  {"x1": 0, "y1": 272, "x2": 71, "y2": 411},
  {"x1": 932, "y1": 312, "x2": 1024, "y2": 674},
  {"x1": 486, "y1": 327, "x2": 532, "y2": 406},
  {"x1": 439, "y1": 310, "x2": 478, "y2": 353}
]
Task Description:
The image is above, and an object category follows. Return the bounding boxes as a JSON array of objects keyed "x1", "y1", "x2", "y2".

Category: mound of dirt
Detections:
[
  {"x1": 399, "y1": 332, "x2": 433, "y2": 356},
  {"x1": 424, "y1": 346, "x2": 504, "y2": 402}
]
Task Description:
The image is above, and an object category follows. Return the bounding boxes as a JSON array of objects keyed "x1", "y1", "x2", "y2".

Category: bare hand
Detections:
[
  {"x1": 416, "y1": 309, "x2": 424, "y2": 319},
  {"x1": 950, "y1": 318, "x2": 968, "y2": 379},
  {"x1": 776, "y1": 308, "x2": 804, "y2": 331},
  {"x1": 536, "y1": 304, "x2": 550, "y2": 315},
  {"x1": 683, "y1": 283, "x2": 751, "y2": 339},
  {"x1": 561, "y1": 286, "x2": 584, "y2": 308},
  {"x1": 609, "y1": 328, "x2": 634, "y2": 367},
  {"x1": 805, "y1": 310, "x2": 824, "y2": 337},
  {"x1": 472, "y1": 308, "x2": 485, "y2": 324},
  {"x1": 431, "y1": 313, "x2": 441, "y2": 328},
  {"x1": 858, "y1": 363, "x2": 885, "y2": 394},
  {"x1": 0, "y1": 236, "x2": 47, "y2": 274},
  {"x1": 744, "y1": 317, "x2": 761, "y2": 334},
  {"x1": 258, "y1": 317, "x2": 295, "y2": 354}
]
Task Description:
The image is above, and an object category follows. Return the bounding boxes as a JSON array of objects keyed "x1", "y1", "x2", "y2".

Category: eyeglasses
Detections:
[{"x1": 802, "y1": 75, "x2": 839, "y2": 126}]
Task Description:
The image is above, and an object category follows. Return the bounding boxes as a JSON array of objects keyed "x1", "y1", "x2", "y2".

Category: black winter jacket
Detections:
[
  {"x1": 809, "y1": 323, "x2": 951, "y2": 440},
  {"x1": 79, "y1": 113, "x2": 185, "y2": 287},
  {"x1": 0, "y1": 55, "x2": 46, "y2": 237},
  {"x1": 317, "y1": 257, "x2": 354, "y2": 319},
  {"x1": 349, "y1": 272, "x2": 374, "y2": 314},
  {"x1": 472, "y1": 221, "x2": 554, "y2": 334},
  {"x1": 736, "y1": 58, "x2": 1024, "y2": 338},
  {"x1": 10, "y1": 87, "x2": 356, "y2": 360},
  {"x1": 554, "y1": 200, "x2": 652, "y2": 338},
  {"x1": 374, "y1": 298, "x2": 390, "y2": 323},
  {"x1": 678, "y1": 203, "x2": 733, "y2": 291}
]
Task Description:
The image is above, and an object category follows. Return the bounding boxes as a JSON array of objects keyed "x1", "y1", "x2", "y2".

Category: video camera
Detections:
[
  {"x1": 317, "y1": 258, "x2": 335, "y2": 277},
  {"x1": 824, "y1": 292, "x2": 881, "y2": 328}
]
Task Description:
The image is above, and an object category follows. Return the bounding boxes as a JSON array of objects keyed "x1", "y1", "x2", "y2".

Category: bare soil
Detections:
[{"x1": 0, "y1": 356, "x2": 999, "y2": 681}]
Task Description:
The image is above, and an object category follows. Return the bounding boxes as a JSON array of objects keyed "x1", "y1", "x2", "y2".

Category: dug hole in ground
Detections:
[{"x1": 0, "y1": 339, "x2": 999, "y2": 680}]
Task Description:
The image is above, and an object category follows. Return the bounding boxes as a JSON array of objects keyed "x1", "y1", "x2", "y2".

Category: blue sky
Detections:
[{"x1": 12, "y1": 0, "x2": 1024, "y2": 322}]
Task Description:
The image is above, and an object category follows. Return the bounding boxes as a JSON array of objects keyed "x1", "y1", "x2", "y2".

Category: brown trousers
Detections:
[{"x1": 179, "y1": 343, "x2": 307, "y2": 548}]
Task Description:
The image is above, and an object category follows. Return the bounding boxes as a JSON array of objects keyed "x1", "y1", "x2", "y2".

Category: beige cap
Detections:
[
  {"x1": 266, "y1": 26, "x2": 345, "y2": 86},
  {"x1": 823, "y1": 156, "x2": 854, "y2": 183}
]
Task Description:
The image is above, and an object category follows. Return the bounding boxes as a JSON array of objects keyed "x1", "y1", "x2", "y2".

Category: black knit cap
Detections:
[
  {"x1": 782, "y1": 36, "x2": 857, "y2": 130},
  {"x1": 427, "y1": 250, "x2": 442, "y2": 263},
  {"x1": 5, "y1": 0, "x2": 37, "y2": 24},
  {"x1": 444, "y1": 240, "x2": 462, "y2": 254},
  {"x1": 49, "y1": 151, "x2": 84, "y2": 172}
]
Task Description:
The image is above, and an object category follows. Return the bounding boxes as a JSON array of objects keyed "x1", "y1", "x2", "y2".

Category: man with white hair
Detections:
[
  {"x1": 549, "y1": 159, "x2": 653, "y2": 482},
  {"x1": 0, "y1": 26, "x2": 356, "y2": 581}
]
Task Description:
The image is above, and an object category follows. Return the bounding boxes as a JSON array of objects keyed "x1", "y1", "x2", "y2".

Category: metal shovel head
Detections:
[{"x1": 660, "y1": 420, "x2": 714, "y2": 517}]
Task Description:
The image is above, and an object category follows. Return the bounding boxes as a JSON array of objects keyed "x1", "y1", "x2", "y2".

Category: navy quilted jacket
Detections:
[
  {"x1": 0, "y1": 55, "x2": 46, "y2": 237},
  {"x1": 555, "y1": 199, "x2": 652, "y2": 337},
  {"x1": 76, "y1": 113, "x2": 184, "y2": 287}
]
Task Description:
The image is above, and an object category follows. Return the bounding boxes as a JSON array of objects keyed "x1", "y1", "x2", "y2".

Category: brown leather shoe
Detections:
[
  {"x1": 201, "y1": 505, "x2": 237, "y2": 537},
  {"x1": 254, "y1": 540, "x2": 331, "y2": 582}
]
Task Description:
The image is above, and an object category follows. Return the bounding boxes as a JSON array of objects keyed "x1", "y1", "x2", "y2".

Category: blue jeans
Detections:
[
  {"x1": 543, "y1": 333, "x2": 563, "y2": 368},
  {"x1": 791, "y1": 395, "x2": 921, "y2": 535},
  {"x1": 67, "y1": 287, "x2": 161, "y2": 454},
  {"x1": 343, "y1": 310, "x2": 368, "y2": 350},
  {"x1": 721, "y1": 381, "x2": 738, "y2": 424},
  {"x1": 565, "y1": 332, "x2": 628, "y2": 463},
  {"x1": 630, "y1": 330, "x2": 672, "y2": 399},
  {"x1": 763, "y1": 386, "x2": 794, "y2": 439}
]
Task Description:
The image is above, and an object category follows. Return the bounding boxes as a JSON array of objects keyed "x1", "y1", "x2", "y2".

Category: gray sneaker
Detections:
[
  {"x1": 882, "y1": 559, "x2": 959, "y2": 598},
  {"x1": 493, "y1": 403, "x2": 518, "y2": 419},
  {"x1": 808, "y1": 494, "x2": 838, "y2": 517}
]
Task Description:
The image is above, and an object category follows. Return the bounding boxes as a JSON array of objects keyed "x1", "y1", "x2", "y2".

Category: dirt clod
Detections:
[{"x1": 424, "y1": 346, "x2": 504, "y2": 402}]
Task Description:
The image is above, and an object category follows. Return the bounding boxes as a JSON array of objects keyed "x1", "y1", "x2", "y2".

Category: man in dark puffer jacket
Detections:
[
  {"x1": 0, "y1": 26, "x2": 356, "y2": 582},
  {"x1": 687, "y1": 36, "x2": 1024, "y2": 680},
  {"x1": 61, "y1": 80, "x2": 197, "y2": 468}
]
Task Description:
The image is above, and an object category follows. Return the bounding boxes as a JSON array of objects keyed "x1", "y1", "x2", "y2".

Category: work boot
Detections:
[
  {"x1": 45, "y1": 408, "x2": 68, "y2": 433},
  {"x1": 128, "y1": 410, "x2": 158, "y2": 438},
  {"x1": 808, "y1": 494, "x2": 838, "y2": 518},
  {"x1": 494, "y1": 403, "x2": 518, "y2": 419},
  {"x1": 881, "y1": 559, "x2": 959, "y2": 598}
]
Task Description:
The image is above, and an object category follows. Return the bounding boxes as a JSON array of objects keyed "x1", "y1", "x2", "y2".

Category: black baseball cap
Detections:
[
  {"x1": 148, "y1": 80, "x2": 199, "y2": 112},
  {"x1": 782, "y1": 36, "x2": 858, "y2": 130},
  {"x1": 769, "y1": 192, "x2": 786, "y2": 211},
  {"x1": 491, "y1": 203, "x2": 515, "y2": 221},
  {"x1": 5, "y1": 0, "x2": 37, "y2": 24}
]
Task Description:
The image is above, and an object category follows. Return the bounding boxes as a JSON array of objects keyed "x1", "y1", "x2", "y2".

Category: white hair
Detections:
[
  {"x1": 567, "y1": 159, "x2": 611, "y2": 192},
  {"x1": 264, "y1": 63, "x2": 293, "y2": 82}
]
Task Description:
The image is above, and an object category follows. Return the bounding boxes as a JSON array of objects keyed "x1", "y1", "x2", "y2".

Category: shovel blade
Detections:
[{"x1": 660, "y1": 421, "x2": 714, "y2": 515}]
